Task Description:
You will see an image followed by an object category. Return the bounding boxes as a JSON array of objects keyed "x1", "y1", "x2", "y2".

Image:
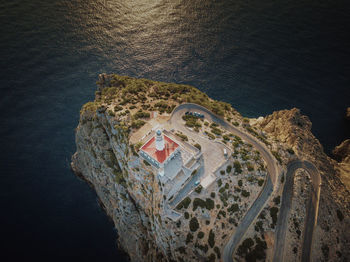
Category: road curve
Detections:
[
  {"x1": 273, "y1": 160, "x2": 321, "y2": 262},
  {"x1": 169, "y1": 103, "x2": 279, "y2": 262}
]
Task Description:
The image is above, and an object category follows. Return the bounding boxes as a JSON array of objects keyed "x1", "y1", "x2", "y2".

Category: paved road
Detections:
[
  {"x1": 170, "y1": 104, "x2": 321, "y2": 262},
  {"x1": 169, "y1": 103, "x2": 279, "y2": 262},
  {"x1": 273, "y1": 160, "x2": 321, "y2": 262},
  {"x1": 170, "y1": 103, "x2": 279, "y2": 184}
]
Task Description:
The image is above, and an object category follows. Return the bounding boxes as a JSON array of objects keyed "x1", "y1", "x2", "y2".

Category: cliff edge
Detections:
[{"x1": 71, "y1": 74, "x2": 349, "y2": 262}]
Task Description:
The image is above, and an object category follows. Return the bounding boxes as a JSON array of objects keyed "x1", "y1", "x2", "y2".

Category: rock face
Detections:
[
  {"x1": 72, "y1": 75, "x2": 350, "y2": 262},
  {"x1": 333, "y1": 139, "x2": 350, "y2": 163},
  {"x1": 346, "y1": 107, "x2": 350, "y2": 121},
  {"x1": 253, "y1": 108, "x2": 350, "y2": 261}
]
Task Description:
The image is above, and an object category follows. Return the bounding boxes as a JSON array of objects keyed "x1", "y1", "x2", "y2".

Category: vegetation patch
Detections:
[
  {"x1": 193, "y1": 198, "x2": 214, "y2": 211},
  {"x1": 189, "y1": 217, "x2": 199, "y2": 232},
  {"x1": 176, "y1": 197, "x2": 191, "y2": 210},
  {"x1": 208, "y1": 230, "x2": 215, "y2": 248}
]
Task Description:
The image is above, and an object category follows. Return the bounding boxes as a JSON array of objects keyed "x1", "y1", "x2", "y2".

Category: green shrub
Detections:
[
  {"x1": 208, "y1": 230, "x2": 215, "y2": 248},
  {"x1": 220, "y1": 170, "x2": 225, "y2": 175},
  {"x1": 193, "y1": 198, "x2": 214, "y2": 211},
  {"x1": 114, "y1": 105, "x2": 123, "y2": 111},
  {"x1": 237, "y1": 238, "x2": 254, "y2": 257},
  {"x1": 189, "y1": 217, "x2": 199, "y2": 232},
  {"x1": 194, "y1": 143, "x2": 201, "y2": 150},
  {"x1": 274, "y1": 196, "x2": 281, "y2": 205},
  {"x1": 228, "y1": 203, "x2": 239, "y2": 213},
  {"x1": 255, "y1": 221, "x2": 263, "y2": 232},
  {"x1": 211, "y1": 127, "x2": 222, "y2": 135},
  {"x1": 133, "y1": 111, "x2": 150, "y2": 119},
  {"x1": 241, "y1": 190, "x2": 250, "y2": 197},
  {"x1": 238, "y1": 180, "x2": 243, "y2": 187},
  {"x1": 207, "y1": 132, "x2": 215, "y2": 140},
  {"x1": 219, "y1": 187, "x2": 226, "y2": 194},
  {"x1": 232, "y1": 121, "x2": 239, "y2": 126},
  {"x1": 234, "y1": 161, "x2": 242, "y2": 173},
  {"x1": 258, "y1": 179, "x2": 264, "y2": 186},
  {"x1": 226, "y1": 165, "x2": 232, "y2": 173},
  {"x1": 176, "y1": 197, "x2": 191, "y2": 210},
  {"x1": 204, "y1": 121, "x2": 209, "y2": 126},
  {"x1": 270, "y1": 207, "x2": 279, "y2": 225},
  {"x1": 336, "y1": 209, "x2": 344, "y2": 221},
  {"x1": 143, "y1": 160, "x2": 151, "y2": 166},
  {"x1": 175, "y1": 132, "x2": 188, "y2": 141},
  {"x1": 198, "y1": 231, "x2": 205, "y2": 239},
  {"x1": 217, "y1": 179, "x2": 222, "y2": 187},
  {"x1": 186, "y1": 233, "x2": 193, "y2": 244},
  {"x1": 195, "y1": 185, "x2": 203, "y2": 194},
  {"x1": 131, "y1": 120, "x2": 146, "y2": 129},
  {"x1": 225, "y1": 183, "x2": 229, "y2": 189},
  {"x1": 184, "y1": 212, "x2": 189, "y2": 219},
  {"x1": 214, "y1": 246, "x2": 221, "y2": 259},
  {"x1": 210, "y1": 192, "x2": 216, "y2": 198},
  {"x1": 223, "y1": 134, "x2": 230, "y2": 141},
  {"x1": 247, "y1": 162, "x2": 254, "y2": 171}
]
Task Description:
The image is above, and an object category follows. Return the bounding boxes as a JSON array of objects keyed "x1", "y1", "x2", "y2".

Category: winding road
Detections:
[
  {"x1": 273, "y1": 160, "x2": 321, "y2": 262},
  {"x1": 170, "y1": 103, "x2": 321, "y2": 262}
]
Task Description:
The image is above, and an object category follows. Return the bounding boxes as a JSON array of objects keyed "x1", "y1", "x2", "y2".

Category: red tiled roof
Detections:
[{"x1": 140, "y1": 135, "x2": 179, "y2": 164}]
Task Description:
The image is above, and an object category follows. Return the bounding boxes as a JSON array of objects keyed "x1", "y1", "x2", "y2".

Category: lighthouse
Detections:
[{"x1": 155, "y1": 130, "x2": 165, "y2": 151}]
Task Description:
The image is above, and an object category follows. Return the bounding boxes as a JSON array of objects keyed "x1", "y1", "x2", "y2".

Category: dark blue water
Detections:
[{"x1": 1, "y1": 0, "x2": 349, "y2": 261}]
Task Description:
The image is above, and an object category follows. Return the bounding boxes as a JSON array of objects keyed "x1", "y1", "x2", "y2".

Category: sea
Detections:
[{"x1": 0, "y1": 0, "x2": 349, "y2": 261}]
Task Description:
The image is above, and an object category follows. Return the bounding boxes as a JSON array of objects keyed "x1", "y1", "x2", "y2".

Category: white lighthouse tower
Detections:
[{"x1": 155, "y1": 130, "x2": 165, "y2": 151}]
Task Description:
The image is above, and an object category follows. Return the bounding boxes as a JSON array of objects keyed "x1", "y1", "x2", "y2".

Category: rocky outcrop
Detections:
[
  {"x1": 333, "y1": 139, "x2": 350, "y2": 163},
  {"x1": 253, "y1": 108, "x2": 350, "y2": 261},
  {"x1": 346, "y1": 107, "x2": 350, "y2": 121},
  {"x1": 72, "y1": 75, "x2": 350, "y2": 262}
]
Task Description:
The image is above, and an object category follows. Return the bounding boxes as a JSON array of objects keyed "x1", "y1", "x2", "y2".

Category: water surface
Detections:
[{"x1": 1, "y1": 0, "x2": 349, "y2": 261}]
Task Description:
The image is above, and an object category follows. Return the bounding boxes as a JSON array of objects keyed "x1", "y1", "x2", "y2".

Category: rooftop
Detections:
[{"x1": 141, "y1": 134, "x2": 179, "y2": 164}]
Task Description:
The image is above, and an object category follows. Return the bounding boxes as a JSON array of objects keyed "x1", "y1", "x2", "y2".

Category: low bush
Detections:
[
  {"x1": 234, "y1": 161, "x2": 242, "y2": 174},
  {"x1": 337, "y1": 209, "x2": 344, "y2": 221},
  {"x1": 189, "y1": 217, "x2": 199, "y2": 232},
  {"x1": 270, "y1": 206, "x2": 279, "y2": 225},
  {"x1": 217, "y1": 179, "x2": 222, "y2": 187},
  {"x1": 193, "y1": 198, "x2": 214, "y2": 211},
  {"x1": 131, "y1": 120, "x2": 146, "y2": 129},
  {"x1": 195, "y1": 185, "x2": 202, "y2": 194},
  {"x1": 241, "y1": 190, "x2": 250, "y2": 197},
  {"x1": 207, "y1": 132, "x2": 215, "y2": 140},
  {"x1": 186, "y1": 233, "x2": 193, "y2": 244},
  {"x1": 176, "y1": 197, "x2": 191, "y2": 210},
  {"x1": 175, "y1": 132, "x2": 188, "y2": 141},
  {"x1": 228, "y1": 203, "x2": 239, "y2": 213},
  {"x1": 274, "y1": 196, "x2": 281, "y2": 205},
  {"x1": 194, "y1": 143, "x2": 201, "y2": 150},
  {"x1": 198, "y1": 231, "x2": 205, "y2": 239},
  {"x1": 184, "y1": 212, "x2": 189, "y2": 219},
  {"x1": 208, "y1": 230, "x2": 215, "y2": 248},
  {"x1": 258, "y1": 179, "x2": 264, "y2": 186}
]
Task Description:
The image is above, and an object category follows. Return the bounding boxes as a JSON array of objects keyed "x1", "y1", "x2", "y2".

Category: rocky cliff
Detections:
[{"x1": 72, "y1": 74, "x2": 350, "y2": 262}]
